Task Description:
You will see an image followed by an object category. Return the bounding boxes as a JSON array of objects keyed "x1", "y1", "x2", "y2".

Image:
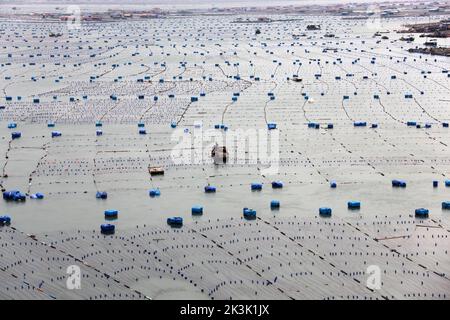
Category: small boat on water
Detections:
[
  {"x1": 149, "y1": 166, "x2": 165, "y2": 176},
  {"x1": 211, "y1": 144, "x2": 228, "y2": 164}
]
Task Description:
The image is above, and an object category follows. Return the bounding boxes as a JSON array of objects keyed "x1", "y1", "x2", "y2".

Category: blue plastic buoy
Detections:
[
  {"x1": 3, "y1": 190, "x2": 26, "y2": 202},
  {"x1": 204, "y1": 186, "x2": 216, "y2": 193},
  {"x1": 348, "y1": 201, "x2": 361, "y2": 210},
  {"x1": 51, "y1": 131, "x2": 62, "y2": 138},
  {"x1": 330, "y1": 181, "x2": 337, "y2": 188},
  {"x1": 11, "y1": 132, "x2": 21, "y2": 139},
  {"x1": 442, "y1": 201, "x2": 450, "y2": 210},
  {"x1": 243, "y1": 208, "x2": 257, "y2": 220},
  {"x1": 267, "y1": 123, "x2": 277, "y2": 130},
  {"x1": 0, "y1": 216, "x2": 11, "y2": 226},
  {"x1": 271, "y1": 181, "x2": 283, "y2": 189},
  {"x1": 415, "y1": 208, "x2": 429, "y2": 218},
  {"x1": 270, "y1": 200, "x2": 280, "y2": 210},
  {"x1": 100, "y1": 224, "x2": 115, "y2": 234},
  {"x1": 149, "y1": 189, "x2": 161, "y2": 197},
  {"x1": 192, "y1": 206, "x2": 203, "y2": 215},
  {"x1": 392, "y1": 179, "x2": 407, "y2": 188},
  {"x1": 319, "y1": 207, "x2": 332, "y2": 217},
  {"x1": 30, "y1": 193, "x2": 44, "y2": 199},
  {"x1": 251, "y1": 183, "x2": 263, "y2": 191},
  {"x1": 104, "y1": 210, "x2": 118, "y2": 219},
  {"x1": 167, "y1": 217, "x2": 183, "y2": 227},
  {"x1": 433, "y1": 181, "x2": 438, "y2": 188},
  {"x1": 96, "y1": 191, "x2": 108, "y2": 199}
]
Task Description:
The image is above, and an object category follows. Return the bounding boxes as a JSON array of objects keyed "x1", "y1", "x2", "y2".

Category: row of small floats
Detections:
[
  {"x1": 163, "y1": 199, "x2": 450, "y2": 229},
  {"x1": 3, "y1": 190, "x2": 44, "y2": 202},
  {"x1": 305, "y1": 122, "x2": 449, "y2": 129},
  {"x1": 7, "y1": 118, "x2": 449, "y2": 137}
]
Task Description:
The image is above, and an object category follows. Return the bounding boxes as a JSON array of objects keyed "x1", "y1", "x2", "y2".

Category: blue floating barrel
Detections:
[
  {"x1": 425, "y1": 124, "x2": 432, "y2": 128},
  {"x1": 443, "y1": 123, "x2": 449, "y2": 128},
  {"x1": 96, "y1": 191, "x2": 107, "y2": 199},
  {"x1": 149, "y1": 189, "x2": 161, "y2": 197},
  {"x1": 251, "y1": 183, "x2": 263, "y2": 191},
  {"x1": 95, "y1": 121, "x2": 102, "y2": 127},
  {"x1": 11, "y1": 132, "x2": 21, "y2": 139},
  {"x1": 354, "y1": 122, "x2": 367, "y2": 127},
  {"x1": 392, "y1": 179, "x2": 407, "y2": 188},
  {"x1": 270, "y1": 200, "x2": 280, "y2": 210},
  {"x1": 415, "y1": 208, "x2": 429, "y2": 218},
  {"x1": 96, "y1": 130, "x2": 103, "y2": 136},
  {"x1": 0, "y1": 216, "x2": 11, "y2": 226},
  {"x1": 319, "y1": 207, "x2": 332, "y2": 217},
  {"x1": 191, "y1": 96, "x2": 198, "y2": 102},
  {"x1": 407, "y1": 121, "x2": 417, "y2": 126},
  {"x1": 138, "y1": 122, "x2": 145, "y2": 128},
  {"x1": 104, "y1": 210, "x2": 118, "y2": 219},
  {"x1": 138, "y1": 95, "x2": 144, "y2": 100},
  {"x1": 371, "y1": 123, "x2": 378, "y2": 128},
  {"x1": 47, "y1": 122, "x2": 55, "y2": 128},
  {"x1": 271, "y1": 181, "x2": 283, "y2": 189},
  {"x1": 33, "y1": 98, "x2": 40, "y2": 104},
  {"x1": 171, "y1": 122, "x2": 177, "y2": 128},
  {"x1": 433, "y1": 180, "x2": 438, "y2": 188},
  {"x1": 343, "y1": 95, "x2": 349, "y2": 100},
  {"x1": 139, "y1": 129, "x2": 146, "y2": 135},
  {"x1": 243, "y1": 208, "x2": 257, "y2": 220},
  {"x1": 30, "y1": 193, "x2": 44, "y2": 199},
  {"x1": 445, "y1": 180, "x2": 450, "y2": 187},
  {"x1": 330, "y1": 181, "x2": 337, "y2": 188},
  {"x1": 200, "y1": 92, "x2": 206, "y2": 97},
  {"x1": 192, "y1": 206, "x2": 203, "y2": 215},
  {"x1": 100, "y1": 224, "x2": 115, "y2": 234},
  {"x1": 204, "y1": 186, "x2": 216, "y2": 193},
  {"x1": 167, "y1": 217, "x2": 183, "y2": 227},
  {"x1": 3, "y1": 190, "x2": 26, "y2": 202},
  {"x1": 7, "y1": 122, "x2": 17, "y2": 129},
  {"x1": 442, "y1": 201, "x2": 450, "y2": 210},
  {"x1": 267, "y1": 123, "x2": 277, "y2": 130},
  {"x1": 51, "y1": 131, "x2": 62, "y2": 138},
  {"x1": 348, "y1": 201, "x2": 361, "y2": 210},
  {"x1": 327, "y1": 123, "x2": 334, "y2": 129}
]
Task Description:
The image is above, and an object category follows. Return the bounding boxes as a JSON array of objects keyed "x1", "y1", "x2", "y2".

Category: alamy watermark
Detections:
[
  {"x1": 170, "y1": 122, "x2": 280, "y2": 176},
  {"x1": 366, "y1": 265, "x2": 381, "y2": 290},
  {"x1": 66, "y1": 265, "x2": 81, "y2": 290},
  {"x1": 66, "y1": 5, "x2": 81, "y2": 30}
]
